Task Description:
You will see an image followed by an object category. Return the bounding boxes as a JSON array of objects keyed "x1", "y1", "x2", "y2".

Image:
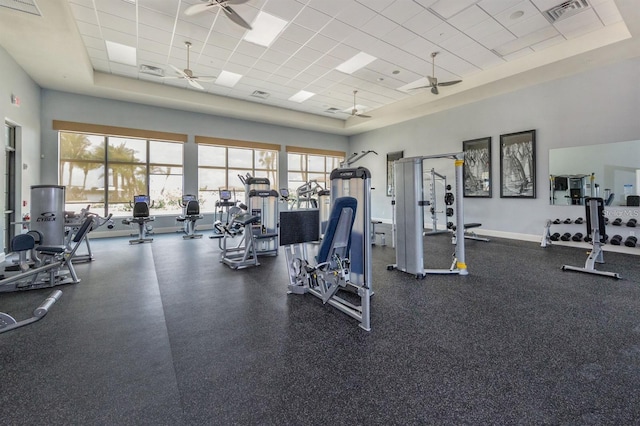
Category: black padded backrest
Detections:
[
  {"x1": 133, "y1": 201, "x2": 150, "y2": 218},
  {"x1": 73, "y1": 217, "x2": 95, "y2": 243},
  {"x1": 11, "y1": 234, "x2": 35, "y2": 252},
  {"x1": 628, "y1": 195, "x2": 640, "y2": 207},
  {"x1": 186, "y1": 200, "x2": 200, "y2": 215}
]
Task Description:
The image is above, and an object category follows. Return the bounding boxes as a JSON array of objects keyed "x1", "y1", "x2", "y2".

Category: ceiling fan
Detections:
[
  {"x1": 164, "y1": 41, "x2": 216, "y2": 90},
  {"x1": 184, "y1": 0, "x2": 252, "y2": 30},
  {"x1": 344, "y1": 90, "x2": 372, "y2": 118},
  {"x1": 412, "y1": 52, "x2": 462, "y2": 95}
]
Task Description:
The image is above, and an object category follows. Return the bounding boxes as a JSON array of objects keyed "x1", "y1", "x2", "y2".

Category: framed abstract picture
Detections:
[
  {"x1": 462, "y1": 137, "x2": 492, "y2": 197},
  {"x1": 386, "y1": 150, "x2": 403, "y2": 196},
  {"x1": 500, "y1": 130, "x2": 536, "y2": 198}
]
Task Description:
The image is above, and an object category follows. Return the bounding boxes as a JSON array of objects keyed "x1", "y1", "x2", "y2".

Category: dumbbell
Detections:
[
  {"x1": 574, "y1": 217, "x2": 584, "y2": 224},
  {"x1": 563, "y1": 218, "x2": 572, "y2": 224},
  {"x1": 550, "y1": 232, "x2": 561, "y2": 241},
  {"x1": 624, "y1": 236, "x2": 637, "y2": 247},
  {"x1": 584, "y1": 235, "x2": 592, "y2": 243},
  {"x1": 560, "y1": 232, "x2": 572, "y2": 241},
  {"x1": 612, "y1": 218, "x2": 623, "y2": 226},
  {"x1": 610, "y1": 234, "x2": 623, "y2": 245},
  {"x1": 571, "y1": 233, "x2": 583, "y2": 242},
  {"x1": 552, "y1": 218, "x2": 562, "y2": 224},
  {"x1": 627, "y1": 218, "x2": 637, "y2": 227},
  {"x1": 446, "y1": 207, "x2": 454, "y2": 217},
  {"x1": 447, "y1": 221, "x2": 454, "y2": 229}
]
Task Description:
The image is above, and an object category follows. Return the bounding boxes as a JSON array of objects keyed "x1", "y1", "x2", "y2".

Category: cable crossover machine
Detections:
[{"x1": 388, "y1": 152, "x2": 469, "y2": 278}]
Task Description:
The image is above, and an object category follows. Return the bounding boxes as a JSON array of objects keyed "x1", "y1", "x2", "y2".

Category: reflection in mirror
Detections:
[{"x1": 549, "y1": 140, "x2": 640, "y2": 206}]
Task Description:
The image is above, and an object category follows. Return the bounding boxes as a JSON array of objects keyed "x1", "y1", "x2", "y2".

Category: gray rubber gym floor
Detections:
[{"x1": 1, "y1": 231, "x2": 639, "y2": 425}]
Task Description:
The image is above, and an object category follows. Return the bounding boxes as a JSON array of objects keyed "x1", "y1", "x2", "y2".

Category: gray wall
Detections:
[
  {"x1": 350, "y1": 56, "x2": 640, "y2": 239},
  {"x1": 40, "y1": 90, "x2": 348, "y2": 233},
  {"x1": 0, "y1": 45, "x2": 41, "y2": 253}
]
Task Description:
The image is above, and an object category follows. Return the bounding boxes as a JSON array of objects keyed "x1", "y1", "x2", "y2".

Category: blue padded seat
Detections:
[{"x1": 316, "y1": 196, "x2": 357, "y2": 264}]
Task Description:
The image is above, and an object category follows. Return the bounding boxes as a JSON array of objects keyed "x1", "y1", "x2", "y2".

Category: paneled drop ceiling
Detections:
[{"x1": 0, "y1": 0, "x2": 639, "y2": 135}]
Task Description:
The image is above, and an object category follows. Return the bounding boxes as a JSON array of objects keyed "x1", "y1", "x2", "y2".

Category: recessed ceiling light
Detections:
[
  {"x1": 215, "y1": 70, "x2": 243, "y2": 87},
  {"x1": 105, "y1": 40, "x2": 137, "y2": 66},
  {"x1": 289, "y1": 90, "x2": 315, "y2": 103},
  {"x1": 336, "y1": 52, "x2": 377, "y2": 74},
  {"x1": 243, "y1": 12, "x2": 288, "y2": 47},
  {"x1": 510, "y1": 10, "x2": 524, "y2": 19}
]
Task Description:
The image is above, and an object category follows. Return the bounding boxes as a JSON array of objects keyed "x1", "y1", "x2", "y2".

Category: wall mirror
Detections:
[{"x1": 549, "y1": 139, "x2": 640, "y2": 206}]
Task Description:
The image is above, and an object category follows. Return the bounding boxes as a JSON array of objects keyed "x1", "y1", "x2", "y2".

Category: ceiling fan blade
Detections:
[
  {"x1": 169, "y1": 64, "x2": 189, "y2": 78},
  {"x1": 438, "y1": 79, "x2": 462, "y2": 87},
  {"x1": 184, "y1": 3, "x2": 215, "y2": 16},
  {"x1": 355, "y1": 113, "x2": 372, "y2": 118},
  {"x1": 225, "y1": 0, "x2": 250, "y2": 4},
  {"x1": 192, "y1": 76, "x2": 217, "y2": 81},
  {"x1": 408, "y1": 85, "x2": 431, "y2": 90},
  {"x1": 431, "y1": 86, "x2": 439, "y2": 95},
  {"x1": 187, "y1": 78, "x2": 205, "y2": 90},
  {"x1": 222, "y1": 5, "x2": 252, "y2": 29}
]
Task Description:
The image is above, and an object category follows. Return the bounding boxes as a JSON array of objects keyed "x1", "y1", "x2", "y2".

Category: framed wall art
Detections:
[
  {"x1": 499, "y1": 130, "x2": 536, "y2": 198},
  {"x1": 386, "y1": 150, "x2": 403, "y2": 196},
  {"x1": 462, "y1": 137, "x2": 492, "y2": 197}
]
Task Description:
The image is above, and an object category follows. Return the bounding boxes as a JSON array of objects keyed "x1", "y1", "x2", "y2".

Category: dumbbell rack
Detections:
[{"x1": 541, "y1": 217, "x2": 638, "y2": 252}]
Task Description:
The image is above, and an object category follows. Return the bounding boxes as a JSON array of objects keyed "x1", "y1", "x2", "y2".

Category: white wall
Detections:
[
  {"x1": 350, "y1": 56, "x2": 640, "y2": 239},
  {"x1": 40, "y1": 90, "x2": 348, "y2": 233},
  {"x1": 0, "y1": 45, "x2": 41, "y2": 252}
]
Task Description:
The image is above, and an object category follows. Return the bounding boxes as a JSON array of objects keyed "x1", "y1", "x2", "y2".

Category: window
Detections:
[
  {"x1": 197, "y1": 137, "x2": 279, "y2": 212},
  {"x1": 58, "y1": 129, "x2": 184, "y2": 217},
  {"x1": 286, "y1": 147, "x2": 344, "y2": 194}
]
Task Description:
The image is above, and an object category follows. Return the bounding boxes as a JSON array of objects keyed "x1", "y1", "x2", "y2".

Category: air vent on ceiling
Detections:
[
  {"x1": 251, "y1": 90, "x2": 270, "y2": 99},
  {"x1": 0, "y1": 0, "x2": 41, "y2": 16},
  {"x1": 544, "y1": 0, "x2": 591, "y2": 23},
  {"x1": 324, "y1": 107, "x2": 341, "y2": 114},
  {"x1": 139, "y1": 64, "x2": 164, "y2": 77}
]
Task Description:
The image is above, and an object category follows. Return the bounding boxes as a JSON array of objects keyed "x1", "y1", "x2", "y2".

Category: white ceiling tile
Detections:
[
  {"x1": 356, "y1": 0, "x2": 395, "y2": 13},
  {"x1": 81, "y1": 34, "x2": 103, "y2": 50},
  {"x1": 403, "y1": 9, "x2": 444, "y2": 36},
  {"x1": 413, "y1": 0, "x2": 439, "y2": 8},
  {"x1": 284, "y1": 56, "x2": 312, "y2": 72},
  {"x1": 315, "y1": 55, "x2": 344, "y2": 69},
  {"x1": 91, "y1": 58, "x2": 110, "y2": 73},
  {"x1": 69, "y1": 3, "x2": 98, "y2": 25},
  {"x1": 175, "y1": 19, "x2": 213, "y2": 43},
  {"x1": 68, "y1": 0, "x2": 95, "y2": 8},
  {"x1": 361, "y1": 14, "x2": 398, "y2": 38},
  {"x1": 385, "y1": 26, "x2": 419, "y2": 47},
  {"x1": 94, "y1": 0, "x2": 135, "y2": 18},
  {"x1": 592, "y1": 0, "x2": 623, "y2": 26},
  {"x1": 447, "y1": 5, "x2": 490, "y2": 31},
  {"x1": 433, "y1": 51, "x2": 480, "y2": 75},
  {"x1": 260, "y1": 50, "x2": 290, "y2": 66},
  {"x1": 476, "y1": 27, "x2": 516, "y2": 50},
  {"x1": 294, "y1": 6, "x2": 333, "y2": 32},
  {"x1": 137, "y1": 50, "x2": 168, "y2": 66},
  {"x1": 305, "y1": 33, "x2": 339, "y2": 53},
  {"x1": 455, "y1": 44, "x2": 503, "y2": 69},
  {"x1": 262, "y1": 0, "x2": 305, "y2": 21},
  {"x1": 137, "y1": 38, "x2": 169, "y2": 57},
  {"x1": 252, "y1": 59, "x2": 280, "y2": 73},
  {"x1": 98, "y1": 11, "x2": 136, "y2": 34},
  {"x1": 303, "y1": 64, "x2": 332, "y2": 77},
  {"x1": 227, "y1": 51, "x2": 259, "y2": 68},
  {"x1": 326, "y1": 43, "x2": 360, "y2": 61},
  {"x1": 507, "y1": 13, "x2": 551, "y2": 37},
  {"x1": 318, "y1": 19, "x2": 356, "y2": 42},
  {"x1": 494, "y1": 1, "x2": 540, "y2": 28},
  {"x1": 464, "y1": 16, "x2": 505, "y2": 39},
  {"x1": 336, "y1": 1, "x2": 378, "y2": 28},
  {"x1": 293, "y1": 46, "x2": 324, "y2": 63},
  {"x1": 439, "y1": 32, "x2": 476, "y2": 52},
  {"x1": 234, "y1": 40, "x2": 267, "y2": 58},
  {"x1": 382, "y1": 0, "x2": 428, "y2": 24},
  {"x1": 138, "y1": 24, "x2": 172, "y2": 46},
  {"x1": 101, "y1": 28, "x2": 136, "y2": 47},
  {"x1": 502, "y1": 47, "x2": 533, "y2": 61},
  {"x1": 280, "y1": 24, "x2": 315, "y2": 45},
  {"x1": 138, "y1": 7, "x2": 176, "y2": 32},
  {"x1": 429, "y1": 0, "x2": 479, "y2": 20},
  {"x1": 138, "y1": 0, "x2": 179, "y2": 17},
  {"x1": 476, "y1": 0, "x2": 517, "y2": 15},
  {"x1": 422, "y1": 22, "x2": 461, "y2": 45},
  {"x1": 530, "y1": 34, "x2": 565, "y2": 51},
  {"x1": 493, "y1": 25, "x2": 558, "y2": 55},
  {"x1": 343, "y1": 31, "x2": 382, "y2": 52},
  {"x1": 553, "y1": 9, "x2": 603, "y2": 39},
  {"x1": 205, "y1": 31, "x2": 240, "y2": 50},
  {"x1": 87, "y1": 46, "x2": 108, "y2": 61},
  {"x1": 401, "y1": 36, "x2": 439, "y2": 58},
  {"x1": 529, "y1": 0, "x2": 566, "y2": 12},
  {"x1": 270, "y1": 37, "x2": 303, "y2": 56}
]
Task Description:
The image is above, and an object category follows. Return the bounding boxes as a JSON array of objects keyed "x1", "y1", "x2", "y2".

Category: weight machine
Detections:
[
  {"x1": 64, "y1": 205, "x2": 114, "y2": 262},
  {"x1": 423, "y1": 168, "x2": 449, "y2": 235},
  {"x1": 281, "y1": 166, "x2": 372, "y2": 331},
  {"x1": 388, "y1": 153, "x2": 468, "y2": 278},
  {"x1": 561, "y1": 197, "x2": 620, "y2": 279}
]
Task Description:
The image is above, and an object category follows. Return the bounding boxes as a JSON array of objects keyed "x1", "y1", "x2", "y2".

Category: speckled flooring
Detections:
[{"x1": 1, "y1": 231, "x2": 639, "y2": 425}]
